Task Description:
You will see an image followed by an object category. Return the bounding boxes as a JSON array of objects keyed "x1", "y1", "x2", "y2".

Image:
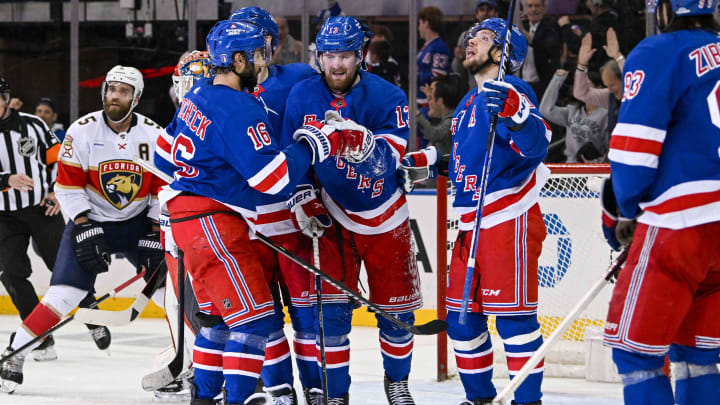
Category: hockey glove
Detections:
[
  {"x1": 399, "y1": 146, "x2": 440, "y2": 193},
  {"x1": 482, "y1": 80, "x2": 532, "y2": 129},
  {"x1": 600, "y1": 178, "x2": 621, "y2": 251},
  {"x1": 72, "y1": 221, "x2": 111, "y2": 274},
  {"x1": 325, "y1": 110, "x2": 376, "y2": 163},
  {"x1": 159, "y1": 211, "x2": 178, "y2": 258},
  {"x1": 287, "y1": 184, "x2": 332, "y2": 238},
  {"x1": 137, "y1": 230, "x2": 167, "y2": 277},
  {"x1": 293, "y1": 120, "x2": 340, "y2": 164}
]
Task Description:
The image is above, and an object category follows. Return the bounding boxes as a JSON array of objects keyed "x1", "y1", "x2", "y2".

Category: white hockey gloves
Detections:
[
  {"x1": 324, "y1": 110, "x2": 376, "y2": 163},
  {"x1": 293, "y1": 120, "x2": 340, "y2": 164},
  {"x1": 287, "y1": 185, "x2": 332, "y2": 238},
  {"x1": 482, "y1": 80, "x2": 532, "y2": 129},
  {"x1": 398, "y1": 146, "x2": 440, "y2": 193}
]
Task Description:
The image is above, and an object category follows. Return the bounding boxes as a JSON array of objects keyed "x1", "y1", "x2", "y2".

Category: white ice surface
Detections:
[{"x1": 0, "y1": 316, "x2": 623, "y2": 404}]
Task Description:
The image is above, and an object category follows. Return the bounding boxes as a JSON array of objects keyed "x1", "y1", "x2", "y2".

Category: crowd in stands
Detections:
[{"x1": 8, "y1": 0, "x2": 648, "y2": 165}]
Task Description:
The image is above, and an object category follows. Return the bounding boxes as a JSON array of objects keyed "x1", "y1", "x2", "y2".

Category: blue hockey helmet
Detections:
[
  {"x1": 315, "y1": 16, "x2": 371, "y2": 63},
  {"x1": 648, "y1": 0, "x2": 718, "y2": 16},
  {"x1": 206, "y1": 20, "x2": 270, "y2": 68},
  {"x1": 465, "y1": 18, "x2": 527, "y2": 73},
  {"x1": 229, "y1": 7, "x2": 279, "y2": 48}
]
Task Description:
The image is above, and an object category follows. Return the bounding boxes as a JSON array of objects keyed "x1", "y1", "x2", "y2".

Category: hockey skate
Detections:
[
  {"x1": 307, "y1": 388, "x2": 348, "y2": 405},
  {"x1": 87, "y1": 324, "x2": 111, "y2": 351},
  {"x1": 242, "y1": 392, "x2": 274, "y2": 404},
  {"x1": 264, "y1": 383, "x2": 297, "y2": 405},
  {"x1": 31, "y1": 334, "x2": 58, "y2": 362},
  {"x1": 457, "y1": 399, "x2": 494, "y2": 405},
  {"x1": 0, "y1": 348, "x2": 24, "y2": 394},
  {"x1": 384, "y1": 373, "x2": 415, "y2": 405},
  {"x1": 154, "y1": 369, "x2": 192, "y2": 401}
]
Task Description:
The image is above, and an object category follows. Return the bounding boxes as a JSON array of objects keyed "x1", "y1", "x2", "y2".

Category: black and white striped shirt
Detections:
[{"x1": 0, "y1": 109, "x2": 60, "y2": 211}]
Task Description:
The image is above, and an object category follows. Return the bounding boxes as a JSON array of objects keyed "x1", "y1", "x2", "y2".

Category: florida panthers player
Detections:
[
  {"x1": 601, "y1": 1, "x2": 720, "y2": 404},
  {"x1": 403, "y1": 18, "x2": 551, "y2": 405},
  {"x1": 282, "y1": 16, "x2": 421, "y2": 405},
  {"x1": 230, "y1": 7, "x2": 321, "y2": 403},
  {"x1": 0, "y1": 65, "x2": 168, "y2": 394},
  {"x1": 153, "y1": 20, "x2": 371, "y2": 405}
]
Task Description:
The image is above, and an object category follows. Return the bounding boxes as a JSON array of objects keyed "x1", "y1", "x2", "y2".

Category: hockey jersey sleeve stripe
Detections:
[
  {"x1": 247, "y1": 153, "x2": 290, "y2": 195},
  {"x1": 612, "y1": 123, "x2": 666, "y2": 142},
  {"x1": 608, "y1": 149, "x2": 659, "y2": 169},
  {"x1": 639, "y1": 180, "x2": 720, "y2": 215},
  {"x1": 377, "y1": 134, "x2": 406, "y2": 158},
  {"x1": 56, "y1": 161, "x2": 87, "y2": 188},
  {"x1": 538, "y1": 115, "x2": 553, "y2": 143},
  {"x1": 156, "y1": 133, "x2": 172, "y2": 154},
  {"x1": 609, "y1": 135, "x2": 663, "y2": 156}
]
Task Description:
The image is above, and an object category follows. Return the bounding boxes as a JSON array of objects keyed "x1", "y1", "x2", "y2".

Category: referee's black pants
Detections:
[{"x1": 0, "y1": 205, "x2": 65, "y2": 319}]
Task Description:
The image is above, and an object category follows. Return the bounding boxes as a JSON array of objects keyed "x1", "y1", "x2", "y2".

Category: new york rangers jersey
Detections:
[
  {"x1": 609, "y1": 29, "x2": 720, "y2": 230},
  {"x1": 155, "y1": 78, "x2": 313, "y2": 217},
  {"x1": 417, "y1": 37, "x2": 451, "y2": 104},
  {"x1": 450, "y1": 75, "x2": 552, "y2": 230},
  {"x1": 56, "y1": 111, "x2": 166, "y2": 222},
  {"x1": 248, "y1": 63, "x2": 318, "y2": 236},
  {"x1": 282, "y1": 71, "x2": 410, "y2": 235}
]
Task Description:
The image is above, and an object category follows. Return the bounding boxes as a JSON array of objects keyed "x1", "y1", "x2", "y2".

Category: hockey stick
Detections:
[
  {"x1": 255, "y1": 232, "x2": 447, "y2": 336},
  {"x1": 314, "y1": 236, "x2": 330, "y2": 405},
  {"x1": 141, "y1": 249, "x2": 186, "y2": 391},
  {"x1": 73, "y1": 261, "x2": 166, "y2": 326},
  {"x1": 492, "y1": 248, "x2": 629, "y2": 404},
  {"x1": 0, "y1": 269, "x2": 146, "y2": 365},
  {"x1": 458, "y1": 0, "x2": 519, "y2": 324},
  {"x1": 133, "y1": 158, "x2": 447, "y2": 336}
]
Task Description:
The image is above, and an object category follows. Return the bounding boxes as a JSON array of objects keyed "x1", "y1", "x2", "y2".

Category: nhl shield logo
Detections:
[
  {"x1": 17, "y1": 137, "x2": 36, "y2": 157},
  {"x1": 98, "y1": 160, "x2": 143, "y2": 209}
]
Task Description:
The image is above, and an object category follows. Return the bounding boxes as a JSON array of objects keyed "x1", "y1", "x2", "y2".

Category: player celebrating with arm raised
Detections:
[
  {"x1": 602, "y1": 1, "x2": 720, "y2": 404},
  {"x1": 403, "y1": 18, "x2": 552, "y2": 405},
  {"x1": 153, "y1": 20, "x2": 370, "y2": 405},
  {"x1": 282, "y1": 16, "x2": 421, "y2": 405},
  {"x1": 0, "y1": 65, "x2": 168, "y2": 394}
]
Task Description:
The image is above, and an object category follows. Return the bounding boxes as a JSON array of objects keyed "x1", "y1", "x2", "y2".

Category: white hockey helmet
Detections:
[
  {"x1": 102, "y1": 65, "x2": 144, "y2": 123},
  {"x1": 102, "y1": 65, "x2": 144, "y2": 103}
]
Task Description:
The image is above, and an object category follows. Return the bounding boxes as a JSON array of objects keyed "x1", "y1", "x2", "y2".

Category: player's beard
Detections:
[
  {"x1": 103, "y1": 96, "x2": 133, "y2": 122},
  {"x1": 463, "y1": 49, "x2": 497, "y2": 76},
  {"x1": 237, "y1": 62, "x2": 258, "y2": 91},
  {"x1": 324, "y1": 64, "x2": 359, "y2": 95}
]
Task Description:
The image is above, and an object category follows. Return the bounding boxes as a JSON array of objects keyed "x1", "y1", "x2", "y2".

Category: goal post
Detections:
[{"x1": 435, "y1": 163, "x2": 617, "y2": 379}]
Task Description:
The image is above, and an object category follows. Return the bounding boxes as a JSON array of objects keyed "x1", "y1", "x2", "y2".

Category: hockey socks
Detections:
[
  {"x1": 377, "y1": 312, "x2": 415, "y2": 383},
  {"x1": 223, "y1": 317, "x2": 274, "y2": 404},
  {"x1": 193, "y1": 325, "x2": 228, "y2": 400},
  {"x1": 291, "y1": 306, "x2": 320, "y2": 391},
  {"x1": 670, "y1": 344, "x2": 720, "y2": 405},
  {"x1": 612, "y1": 348, "x2": 673, "y2": 405},
  {"x1": 447, "y1": 311, "x2": 496, "y2": 400},
  {"x1": 315, "y1": 303, "x2": 352, "y2": 398},
  {"x1": 497, "y1": 316, "x2": 544, "y2": 404},
  {"x1": 260, "y1": 329, "x2": 293, "y2": 391}
]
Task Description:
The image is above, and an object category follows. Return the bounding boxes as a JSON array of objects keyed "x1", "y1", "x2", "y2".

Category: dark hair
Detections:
[
  {"x1": 431, "y1": 74, "x2": 466, "y2": 109},
  {"x1": 418, "y1": 6, "x2": 444, "y2": 34},
  {"x1": 587, "y1": 70, "x2": 603, "y2": 87},
  {"x1": 37, "y1": 97, "x2": 57, "y2": 113},
  {"x1": 369, "y1": 24, "x2": 394, "y2": 42},
  {"x1": 665, "y1": 14, "x2": 720, "y2": 33},
  {"x1": 370, "y1": 40, "x2": 392, "y2": 62}
]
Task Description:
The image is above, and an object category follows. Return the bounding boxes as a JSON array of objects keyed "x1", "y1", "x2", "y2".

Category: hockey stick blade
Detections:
[
  {"x1": 73, "y1": 264, "x2": 164, "y2": 326},
  {"x1": 255, "y1": 232, "x2": 448, "y2": 336},
  {"x1": 141, "y1": 250, "x2": 186, "y2": 391}
]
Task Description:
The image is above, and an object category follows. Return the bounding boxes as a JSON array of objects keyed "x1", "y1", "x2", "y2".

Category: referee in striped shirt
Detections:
[{"x1": 0, "y1": 76, "x2": 64, "y2": 359}]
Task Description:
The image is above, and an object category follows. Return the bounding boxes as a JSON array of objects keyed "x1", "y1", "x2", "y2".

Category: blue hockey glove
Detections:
[
  {"x1": 287, "y1": 184, "x2": 332, "y2": 238},
  {"x1": 398, "y1": 146, "x2": 439, "y2": 193},
  {"x1": 600, "y1": 178, "x2": 621, "y2": 251},
  {"x1": 482, "y1": 80, "x2": 532, "y2": 129}
]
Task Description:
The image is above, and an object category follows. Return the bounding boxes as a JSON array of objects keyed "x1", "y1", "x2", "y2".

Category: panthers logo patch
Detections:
[{"x1": 99, "y1": 160, "x2": 143, "y2": 209}]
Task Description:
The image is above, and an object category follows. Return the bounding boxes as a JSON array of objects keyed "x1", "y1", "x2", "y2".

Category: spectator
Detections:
[
  {"x1": 558, "y1": 15, "x2": 585, "y2": 69},
  {"x1": 369, "y1": 40, "x2": 401, "y2": 87},
  {"x1": 417, "y1": 6, "x2": 451, "y2": 106},
  {"x1": 272, "y1": 16, "x2": 303, "y2": 65},
  {"x1": 366, "y1": 25, "x2": 398, "y2": 65},
  {"x1": 34, "y1": 98, "x2": 65, "y2": 141},
  {"x1": 585, "y1": 0, "x2": 619, "y2": 70},
  {"x1": 519, "y1": 0, "x2": 562, "y2": 100},
  {"x1": 416, "y1": 74, "x2": 465, "y2": 156},
  {"x1": 8, "y1": 96, "x2": 23, "y2": 111},
  {"x1": 540, "y1": 68, "x2": 608, "y2": 163},
  {"x1": 452, "y1": 0, "x2": 499, "y2": 89},
  {"x1": 574, "y1": 30, "x2": 624, "y2": 137}
]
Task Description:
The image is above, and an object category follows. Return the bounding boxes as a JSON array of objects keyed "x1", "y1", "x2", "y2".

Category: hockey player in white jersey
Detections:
[{"x1": 0, "y1": 65, "x2": 168, "y2": 393}]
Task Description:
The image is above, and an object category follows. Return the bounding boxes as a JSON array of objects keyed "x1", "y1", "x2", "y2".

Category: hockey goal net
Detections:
[{"x1": 436, "y1": 163, "x2": 619, "y2": 379}]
